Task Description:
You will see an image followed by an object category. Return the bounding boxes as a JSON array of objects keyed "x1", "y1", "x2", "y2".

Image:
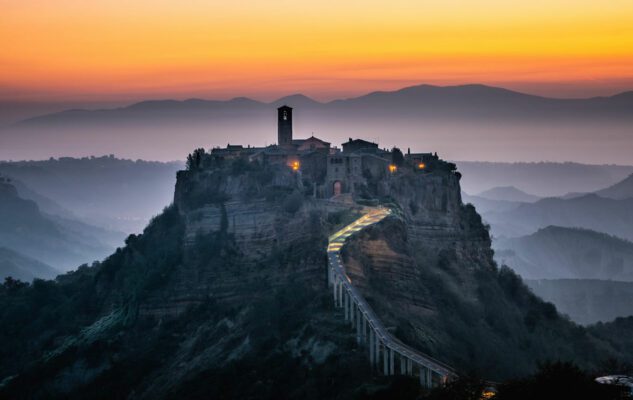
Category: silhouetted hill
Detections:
[
  {"x1": 526, "y1": 279, "x2": 633, "y2": 325},
  {"x1": 16, "y1": 85, "x2": 633, "y2": 127},
  {"x1": 0, "y1": 181, "x2": 124, "y2": 272},
  {"x1": 462, "y1": 192, "x2": 523, "y2": 214},
  {"x1": 3, "y1": 175, "x2": 74, "y2": 218},
  {"x1": 0, "y1": 247, "x2": 59, "y2": 282},
  {"x1": 477, "y1": 186, "x2": 540, "y2": 203},
  {"x1": 3, "y1": 84, "x2": 633, "y2": 162},
  {"x1": 457, "y1": 162, "x2": 633, "y2": 197},
  {"x1": 595, "y1": 173, "x2": 633, "y2": 200},
  {"x1": 495, "y1": 226, "x2": 633, "y2": 280},
  {"x1": 0, "y1": 156, "x2": 182, "y2": 233},
  {"x1": 485, "y1": 194, "x2": 633, "y2": 240},
  {"x1": 271, "y1": 94, "x2": 323, "y2": 108}
]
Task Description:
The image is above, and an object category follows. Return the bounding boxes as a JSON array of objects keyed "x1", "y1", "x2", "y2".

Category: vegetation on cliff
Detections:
[{"x1": 1, "y1": 156, "x2": 632, "y2": 399}]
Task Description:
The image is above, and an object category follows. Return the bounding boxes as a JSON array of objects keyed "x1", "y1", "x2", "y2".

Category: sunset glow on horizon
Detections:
[{"x1": 2, "y1": 0, "x2": 633, "y2": 103}]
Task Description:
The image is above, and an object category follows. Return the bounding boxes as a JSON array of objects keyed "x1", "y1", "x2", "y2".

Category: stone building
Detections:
[{"x1": 207, "y1": 105, "x2": 448, "y2": 200}]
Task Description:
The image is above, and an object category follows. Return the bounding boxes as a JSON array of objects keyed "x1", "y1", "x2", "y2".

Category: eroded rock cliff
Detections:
[{"x1": 342, "y1": 169, "x2": 622, "y2": 379}]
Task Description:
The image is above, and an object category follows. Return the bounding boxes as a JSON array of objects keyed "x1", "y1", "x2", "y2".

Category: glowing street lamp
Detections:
[
  {"x1": 388, "y1": 164, "x2": 397, "y2": 173},
  {"x1": 291, "y1": 160, "x2": 300, "y2": 171},
  {"x1": 418, "y1": 162, "x2": 426, "y2": 170}
]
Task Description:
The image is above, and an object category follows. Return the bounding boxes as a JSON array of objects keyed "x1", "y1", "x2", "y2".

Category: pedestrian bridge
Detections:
[{"x1": 327, "y1": 207, "x2": 456, "y2": 388}]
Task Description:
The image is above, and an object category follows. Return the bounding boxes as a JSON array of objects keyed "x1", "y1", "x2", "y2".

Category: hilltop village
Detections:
[{"x1": 192, "y1": 105, "x2": 457, "y2": 200}]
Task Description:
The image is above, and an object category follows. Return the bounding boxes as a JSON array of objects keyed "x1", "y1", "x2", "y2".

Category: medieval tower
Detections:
[{"x1": 277, "y1": 105, "x2": 293, "y2": 147}]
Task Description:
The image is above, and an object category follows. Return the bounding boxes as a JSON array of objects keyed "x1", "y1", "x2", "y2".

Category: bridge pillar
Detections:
[
  {"x1": 338, "y1": 283, "x2": 343, "y2": 308},
  {"x1": 400, "y1": 355, "x2": 405, "y2": 375},
  {"x1": 407, "y1": 358, "x2": 413, "y2": 375},
  {"x1": 374, "y1": 331, "x2": 380, "y2": 368},
  {"x1": 361, "y1": 315, "x2": 367, "y2": 344},
  {"x1": 356, "y1": 309, "x2": 361, "y2": 344},
  {"x1": 419, "y1": 367, "x2": 432, "y2": 388},
  {"x1": 369, "y1": 329, "x2": 374, "y2": 365},
  {"x1": 383, "y1": 345, "x2": 389, "y2": 375},
  {"x1": 332, "y1": 277, "x2": 337, "y2": 303},
  {"x1": 350, "y1": 300, "x2": 355, "y2": 328},
  {"x1": 389, "y1": 348, "x2": 395, "y2": 375},
  {"x1": 344, "y1": 291, "x2": 349, "y2": 321}
]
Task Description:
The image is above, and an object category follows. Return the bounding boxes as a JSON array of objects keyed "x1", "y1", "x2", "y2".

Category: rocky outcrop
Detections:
[{"x1": 341, "y1": 168, "x2": 625, "y2": 380}]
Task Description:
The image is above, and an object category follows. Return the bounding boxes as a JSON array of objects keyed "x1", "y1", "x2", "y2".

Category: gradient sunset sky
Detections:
[{"x1": 2, "y1": 0, "x2": 632, "y2": 103}]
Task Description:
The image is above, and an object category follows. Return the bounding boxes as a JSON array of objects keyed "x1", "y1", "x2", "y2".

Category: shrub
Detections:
[{"x1": 282, "y1": 191, "x2": 304, "y2": 215}]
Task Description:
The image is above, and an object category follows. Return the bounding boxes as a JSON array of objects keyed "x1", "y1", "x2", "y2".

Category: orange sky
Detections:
[{"x1": 1, "y1": 0, "x2": 633, "y2": 102}]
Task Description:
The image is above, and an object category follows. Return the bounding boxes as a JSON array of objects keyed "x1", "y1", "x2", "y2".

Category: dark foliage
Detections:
[
  {"x1": 283, "y1": 190, "x2": 304, "y2": 215},
  {"x1": 0, "y1": 205, "x2": 184, "y2": 380},
  {"x1": 422, "y1": 375, "x2": 486, "y2": 400},
  {"x1": 495, "y1": 362, "x2": 626, "y2": 400},
  {"x1": 391, "y1": 147, "x2": 404, "y2": 167}
]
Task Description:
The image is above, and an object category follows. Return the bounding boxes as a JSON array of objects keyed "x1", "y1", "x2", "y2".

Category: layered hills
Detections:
[
  {"x1": 495, "y1": 226, "x2": 633, "y2": 281},
  {"x1": 3, "y1": 84, "x2": 633, "y2": 163},
  {"x1": 0, "y1": 180, "x2": 124, "y2": 277}
]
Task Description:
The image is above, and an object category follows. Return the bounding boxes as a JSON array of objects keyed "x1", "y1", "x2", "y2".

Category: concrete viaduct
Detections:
[{"x1": 327, "y1": 207, "x2": 457, "y2": 388}]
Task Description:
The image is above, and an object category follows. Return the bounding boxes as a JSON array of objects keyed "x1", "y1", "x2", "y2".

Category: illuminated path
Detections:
[{"x1": 327, "y1": 207, "x2": 456, "y2": 387}]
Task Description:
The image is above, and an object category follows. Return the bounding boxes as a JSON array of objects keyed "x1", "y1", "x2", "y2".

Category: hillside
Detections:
[
  {"x1": 0, "y1": 247, "x2": 59, "y2": 282},
  {"x1": 484, "y1": 194, "x2": 633, "y2": 240},
  {"x1": 1, "y1": 151, "x2": 632, "y2": 398},
  {"x1": 596, "y1": 173, "x2": 633, "y2": 200},
  {"x1": 0, "y1": 181, "x2": 124, "y2": 273},
  {"x1": 526, "y1": 279, "x2": 633, "y2": 325},
  {"x1": 0, "y1": 156, "x2": 182, "y2": 233},
  {"x1": 457, "y1": 161, "x2": 633, "y2": 198},
  {"x1": 462, "y1": 192, "x2": 523, "y2": 214},
  {"x1": 2, "y1": 84, "x2": 633, "y2": 163},
  {"x1": 494, "y1": 226, "x2": 633, "y2": 280},
  {"x1": 477, "y1": 186, "x2": 540, "y2": 203}
]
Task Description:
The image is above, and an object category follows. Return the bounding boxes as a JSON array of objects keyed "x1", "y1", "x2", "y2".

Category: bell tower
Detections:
[{"x1": 277, "y1": 105, "x2": 293, "y2": 147}]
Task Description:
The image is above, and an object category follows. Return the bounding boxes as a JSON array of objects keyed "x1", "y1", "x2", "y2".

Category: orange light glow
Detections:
[
  {"x1": 418, "y1": 163, "x2": 426, "y2": 170},
  {"x1": 291, "y1": 161, "x2": 300, "y2": 171},
  {"x1": 389, "y1": 164, "x2": 397, "y2": 173}
]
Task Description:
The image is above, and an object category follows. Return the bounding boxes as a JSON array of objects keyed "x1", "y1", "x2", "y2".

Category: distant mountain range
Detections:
[
  {"x1": 458, "y1": 162, "x2": 633, "y2": 198},
  {"x1": 477, "y1": 186, "x2": 540, "y2": 203},
  {"x1": 486, "y1": 194, "x2": 633, "y2": 240},
  {"x1": 0, "y1": 246, "x2": 59, "y2": 282},
  {"x1": 0, "y1": 156, "x2": 182, "y2": 233},
  {"x1": 2, "y1": 84, "x2": 632, "y2": 162},
  {"x1": 526, "y1": 279, "x2": 633, "y2": 325},
  {"x1": 0, "y1": 180, "x2": 126, "y2": 278},
  {"x1": 495, "y1": 226, "x2": 633, "y2": 281},
  {"x1": 588, "y1": 174, "x2": 633, "y2": 200},
  {"x1": 14, "y1": 84, "x2": 633, "y2": 127}
]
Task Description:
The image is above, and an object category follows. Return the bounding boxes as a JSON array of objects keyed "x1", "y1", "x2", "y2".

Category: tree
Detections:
[
  {"x1": 392, "y1": 147, "x2": 404, "y2": 166},
  {"x1": 186, "y1": 148, "x2": 206, "y2": 170}
]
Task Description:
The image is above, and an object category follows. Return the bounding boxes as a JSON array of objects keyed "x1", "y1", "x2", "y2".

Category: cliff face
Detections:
[
  {"x1": 141, "y1": 164, "x2": 355, "y2": 317},
  {"x1": 341, "y1": 170, "x2": 625, "y2": 380}
]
